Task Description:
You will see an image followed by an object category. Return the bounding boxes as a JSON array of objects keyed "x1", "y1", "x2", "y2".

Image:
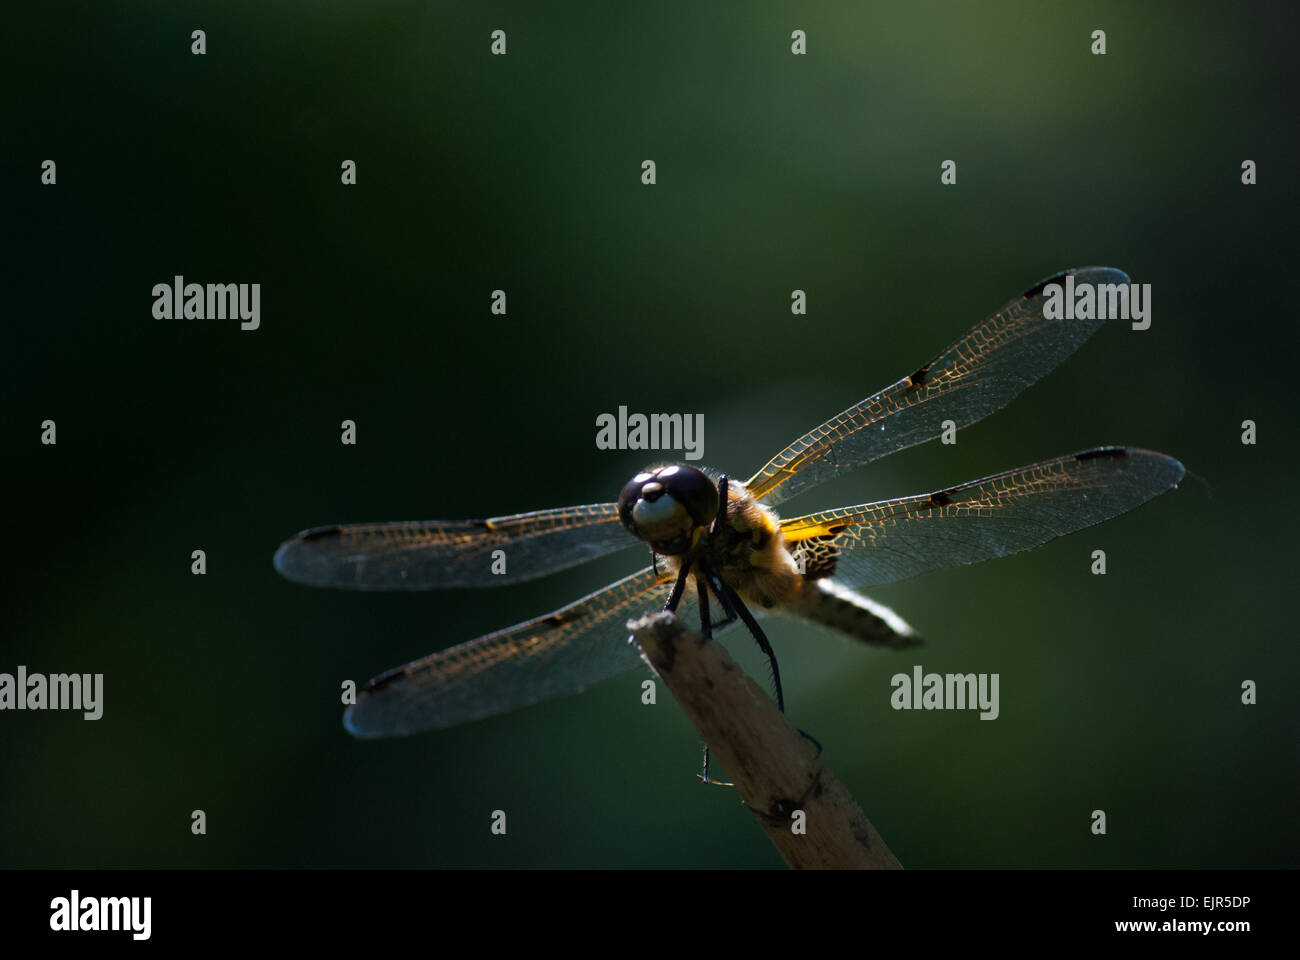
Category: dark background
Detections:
[{"x1": 5, "y1": 1, "x2": 1297, "y2": 868}]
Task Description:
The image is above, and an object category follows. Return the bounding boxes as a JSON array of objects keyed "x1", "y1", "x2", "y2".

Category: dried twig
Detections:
[{"x1": 627, "y1": 611, "x2": 902, "y2": 869}]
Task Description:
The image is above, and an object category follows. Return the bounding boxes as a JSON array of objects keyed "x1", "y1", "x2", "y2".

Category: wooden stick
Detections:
[{"x1": 627, "y1": 611, "x2": 902, "y2": 869}]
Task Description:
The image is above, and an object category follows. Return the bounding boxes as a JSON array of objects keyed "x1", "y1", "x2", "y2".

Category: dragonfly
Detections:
[{"x1": 274, "y1": 266, "x2": 1184, "y2": 741}]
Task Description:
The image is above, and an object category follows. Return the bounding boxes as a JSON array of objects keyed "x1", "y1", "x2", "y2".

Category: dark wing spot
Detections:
[
  {"x1": 540, "y1": 612, "x2": 570, "y2": 630},
  {"x1": 929, "y1": 490, "x2": 954, "y2": 507},
  {"x1": 1074, "y1": 448, "x2": 1127, "y2": 462},
  {"x1": 1022, "y1": 271, "x2": 1072, "y2": 300},
  {"x1": 298, "y1": 524, "x2": 344, "y2": 543},
  {"x1": 906, "y1": 364, "x2": 931, "y2": 390},
  {"x1": 366, "y1": 665, "x2": 411, "y2": 693},
  {"x1": 826, "y1": 524, "x2": 847, "y2": 536}
]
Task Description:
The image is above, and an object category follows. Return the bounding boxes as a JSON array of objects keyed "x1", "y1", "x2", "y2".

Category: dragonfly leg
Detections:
[
  {"x1": 710, "y1": 474, "x2": 729, "y2": 537},
  {"x1": 696, "y1": 574, "x2": 712, "y2": 641},
  {"x1": 699, "y1": 742, "x2": 734, "y2": 788},
  {"x1": 696, "y1": 556, "x2": 738, "y2": 632},
  {"x1": 710, "y1": 567, "x2": 820, "y2": 770},
  {"x1": 663, "y1": 559, "x2": 692, "y2": 614},
  {"x1": 798, "y1": 728, "x2": 823, "y2": 756},
  {"x1": 689, "y1": 562, "x2": 734, "y2": 787},
  {"x1": 714, "y1": 577, "x2": 785, "y2": 714},
  {"x1": 700, "y1": 564, "x2": 738, "y2": 631}
]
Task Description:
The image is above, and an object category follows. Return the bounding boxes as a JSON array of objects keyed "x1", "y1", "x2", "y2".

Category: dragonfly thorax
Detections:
[{"x1": 617, "y1": 464, "x2": 719, "y2": 556}]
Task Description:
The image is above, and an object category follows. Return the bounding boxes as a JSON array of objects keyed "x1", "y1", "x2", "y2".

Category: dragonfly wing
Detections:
[
  {"x1": 780, "y1": 448, "x2": 1184, "y2": 590},
  {"x1": 747, "y1": 267, "x2": 1130, "y2": 507},
  {"x1": 274, "y1": 503, "x2": 633, "y2": 589},
  {"x1": 345, "y1": 565, "x2": 691, "y2": 736}
]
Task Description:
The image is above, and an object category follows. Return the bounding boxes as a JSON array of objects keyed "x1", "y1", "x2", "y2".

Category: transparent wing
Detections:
[
  {"x1": 344, "y1": 565, "x2": 711, "y2": 736},
  {"x1": 780, "y1": 448, "x2": 1184, "y2": 590},
  {"x1": 747, "y1": 267, "x2": 1129, "y2": 507},
  {"x1": 273, "y1": 503, "x2": 633, "y2": 589}
]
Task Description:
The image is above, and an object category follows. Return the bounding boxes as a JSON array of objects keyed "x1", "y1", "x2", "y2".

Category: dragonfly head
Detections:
[{"x1": 617, "y1": 464, "x2": 719, "y2": 556}]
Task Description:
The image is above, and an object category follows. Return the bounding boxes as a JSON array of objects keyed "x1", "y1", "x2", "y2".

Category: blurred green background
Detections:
[{"x1": 5, "y1": 1, "x2": 1297, "y2": 868}]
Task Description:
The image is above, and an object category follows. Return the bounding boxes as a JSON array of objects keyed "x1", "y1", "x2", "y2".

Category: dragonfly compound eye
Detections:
[{"x1": 618, "y1": 465, "x2": 719, "y2": 554}]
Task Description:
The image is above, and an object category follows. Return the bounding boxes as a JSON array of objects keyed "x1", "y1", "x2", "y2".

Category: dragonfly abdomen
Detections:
[{"x1": 783, "y1": 578, "x2": 921, "y2": 650}]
